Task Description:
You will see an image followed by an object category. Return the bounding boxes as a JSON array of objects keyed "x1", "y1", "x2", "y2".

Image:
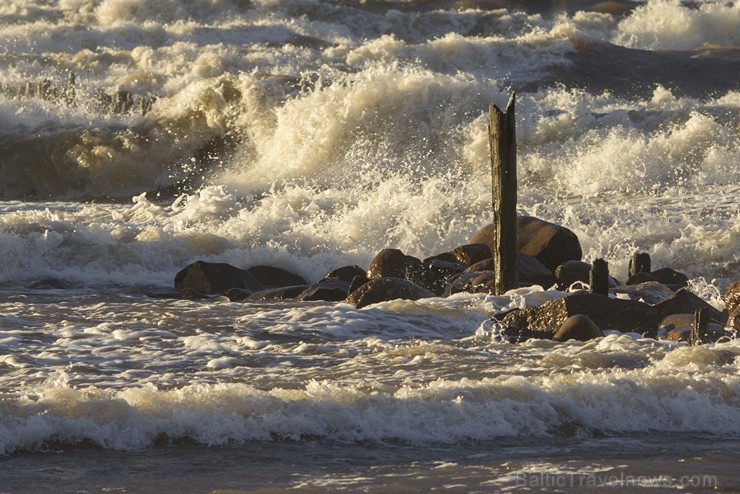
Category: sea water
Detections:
[{"x1": 0, "y1": 0, "x2": 739, "y2": 492}]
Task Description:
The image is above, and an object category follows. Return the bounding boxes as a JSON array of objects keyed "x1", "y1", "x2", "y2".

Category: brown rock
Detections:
[
  {"x1": 470, "y1": 216, "x2": 582, "y2": 272},
  {"x1": 501, "y1": 292, "x2": 661, "y2": 341},
  {"x1": 553, "y1": 314, "x2": 604, "y2": 342},
  {"x1": 175, "y1": 261, "x2": 265, "y2": 295},
  {"x1": 346, "y1": 277, "x2": 435, "y2": 309}
]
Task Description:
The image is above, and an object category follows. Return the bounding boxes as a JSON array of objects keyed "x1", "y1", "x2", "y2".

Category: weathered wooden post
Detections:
[
  {"x1": 590, "y1": 258, "x2": 609, "y2": 296},
  {"x1": 689, "y1": 306, "x2": 709, "y2": 346},
  {"x1": 489, "y1": 93, "x2": 518, "y2": 295},
  {"x1": 629, "y1": 252, "x2": 651, "y2": 278}
]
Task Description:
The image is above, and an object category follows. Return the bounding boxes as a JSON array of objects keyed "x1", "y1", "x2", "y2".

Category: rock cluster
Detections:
[{"x1": 173, "y1": 215, "x2": 736, "y2": 344}]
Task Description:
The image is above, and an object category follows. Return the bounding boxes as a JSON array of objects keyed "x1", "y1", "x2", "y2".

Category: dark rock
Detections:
[
  {"x1": 610, "y1": 281, "x2": 675, "y2": 305},
  {"x1": 469, "y1": 271, "x2": 496, "y2": 294},
  {"x1": 465, "y1": 258, "x2": 494, "y2": 273},
  {"x1": 346, "y1": 277, "x2": 435, "y2": 309},
  {"x1": 27, "y1": 278, "x2": 70, "y2": 289},
  {"x1": 423, "y1": 252, "x2": 459, "y2": 264},
  {"x1": 724, "y1": 281, "x2": 740, "y2": 315},
  {"x1": 246, "y1": 265, "x2": 307, "y2": 288},
  {"x1": 296, "y1": 279, "x2": 351, "y2": 302},
  {"x1": 650, "y1": 267, "x2": 689, "y2": 289},
  {"x1": 626, "y1": 272, "x2": 658, "y2": 285},
  {"x1": 501, "y1": 292, "x2": 661, "y2": 341},
  {"x1": 452, "y1": 243, "x2": 493, "y2": 267},
  {"x1": 248, "y1": 285, "x2": 309, "y2": 301},
  {"x1": 463, "y1": 254, "x2": 555, "y2": 289},
  {"x1": 322, "y1": 265, "x2": 367, "y2": 283},
  {"x1": 443, "y1": 272, "x2": 485, "y2": 296},
  {"x1": 219, "y1": 288, "x2": 253, "y2": 302},
  {"x1": 409, "y1": 259, "x2": 466, "y2": 295},
  {"x1": 367, "y1": 249, "x2": 422, "y2": 279},
  {"x1": 175, "y1": 261, "x2": 265, "y2": 295},
  {"x1": 348, "y1": 275, "x2": 370, "y2": 295},
  {"x1": 179, "y1": 287, "x2": 218, "y2": 300},
  {"x1": 654, "y1": 288, "x2": 727, "y2": 325},
  {"x1": 517, "y1": 253, "x2": 556, "y2": 289},
  {"x1": 470, "y1": 216, "x2": 582, "y2": 272},
  {"x1": 553, "y1": 314, "x2": 604, "y2": 342},
  {"x1": 555, "y1": 260, "x2": 618, "y2": 291}
]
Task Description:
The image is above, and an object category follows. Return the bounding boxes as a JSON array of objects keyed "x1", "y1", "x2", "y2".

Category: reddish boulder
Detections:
[
  {"x1": 470, "y1": 216, "x2": 582, "y2": 272},
  {"x1": 553, "y1": 314, "x2": 604, "y2": 342}
]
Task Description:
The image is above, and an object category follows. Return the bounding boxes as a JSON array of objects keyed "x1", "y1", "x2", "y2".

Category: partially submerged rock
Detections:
[
  {"x1": 610, "y1": 281, "x2": 676, "y2": 305},
  {"x1": 654, "y1": 288, "x2": 726, "y2": 325},
  {"x1": 651, "y1": 267, "x2": 689, "y2": 289},
  {"x1": 553, "y1": 314, "x2": 604, "y2": 342},
  {"x1": 297, "y1": 279, "x2": 351, "y2": 302},
  {"x1": 555, "y1": 260, "x2": 619, "y2": 291},
  {"x1": 323, "y1": 265, "x2": 367, "y2": 283},
  {"x1": 175, "y1": 260, "x2": 265, "y2": 295},
  {"x1": 247, "y1": 265, "x2": 307, "y2": 289},
  {"x1": 501, "y1": 292, "x2": 661, "y2": 341},
  {"x1": 248, "y1": 285, "x2": 309, "y2": 301},
  {"x1": 346, "y1": 277, "x2": 434, "y2": 309}
]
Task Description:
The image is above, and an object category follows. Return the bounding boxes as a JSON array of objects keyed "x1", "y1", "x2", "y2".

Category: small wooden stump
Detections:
[
  {"x1": 589, "y1": 258, "x2": 609, "y2": 296},
  {"x1": 629, "y1": 252, "x2": 651, "y2": 278}
]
